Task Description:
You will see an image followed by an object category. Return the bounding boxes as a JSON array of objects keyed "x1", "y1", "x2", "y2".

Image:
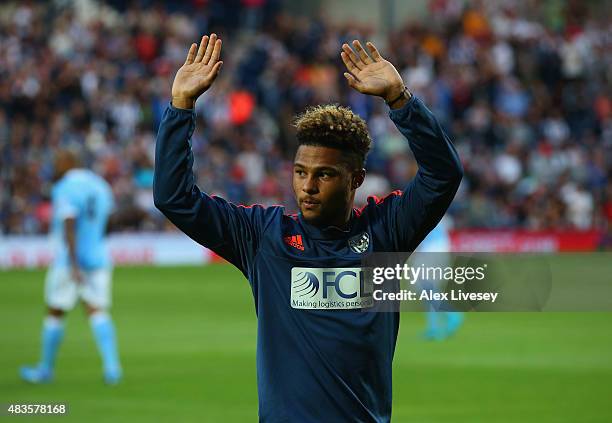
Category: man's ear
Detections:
[{"x1": 352, "y1": 169, "x2": 366, "y2": 190}]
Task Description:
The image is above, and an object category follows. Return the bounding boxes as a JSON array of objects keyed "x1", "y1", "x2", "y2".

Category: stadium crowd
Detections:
[{"x1": 1, "y1": 0, "x2": 610, "y2": 235}]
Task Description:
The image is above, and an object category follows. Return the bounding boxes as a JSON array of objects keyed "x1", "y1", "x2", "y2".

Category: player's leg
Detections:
[
  {"x1": 421, "y1": 281, "x2": 445, "y2": 340},
  {"x1": 20, "y1": 267, "x2": 76, "y2": 383},
  {"x1": 81, "y1": 268, "x2": 122, "y2": 385},
  {"x1": 412, "y1": 252, "x2": 446, "y2": 340},
  {"x1": 444, "y1": 311, "x2": 464, "y2": 337},
  {"x1": 85, "y1": 303, "x2": 122, "y2": 385},
  {"x1": 421, "y1": 250, "x2": 465, "y2": 340}
]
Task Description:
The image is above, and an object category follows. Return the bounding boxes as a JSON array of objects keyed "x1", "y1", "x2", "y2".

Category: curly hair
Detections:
[{"x1": 293, "y1": 104, "x2": 372, "y2": 169}]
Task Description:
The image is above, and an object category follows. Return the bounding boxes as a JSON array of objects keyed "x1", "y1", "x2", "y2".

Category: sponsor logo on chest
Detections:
[{"x1": 290, "y1": 267, "x2": 373, "y2": 309}]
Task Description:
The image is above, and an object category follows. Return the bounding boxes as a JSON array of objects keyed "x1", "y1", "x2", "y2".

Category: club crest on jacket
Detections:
[{"x1": 348, "y1": 232, "x2": 370, "y2": 254}]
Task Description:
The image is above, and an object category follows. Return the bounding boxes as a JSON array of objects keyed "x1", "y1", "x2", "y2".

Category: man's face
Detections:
[{"x1": 293, "y1": 145, "x2": 363, "y2": 227}]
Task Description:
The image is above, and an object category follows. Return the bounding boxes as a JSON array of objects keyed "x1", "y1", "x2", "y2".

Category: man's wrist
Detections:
[
  {"x1": 171, "y1": 96, "x2": 195, "y2": 110},
  {"x1": 383, "y1": 84, "x2": 406, "y2": 104},
  {"x1": 385, "y1": 86, "x2": 412, "y2": 109}
]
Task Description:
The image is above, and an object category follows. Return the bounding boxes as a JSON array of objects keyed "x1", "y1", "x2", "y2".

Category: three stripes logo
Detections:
[{"x1": 284, "y1": 234, "x2": 304, "y2": 251}]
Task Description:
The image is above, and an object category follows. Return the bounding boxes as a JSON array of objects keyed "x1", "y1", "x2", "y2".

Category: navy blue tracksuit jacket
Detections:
[{"x1": 153, "y1": 95, "x2": 463, "y2": 422}]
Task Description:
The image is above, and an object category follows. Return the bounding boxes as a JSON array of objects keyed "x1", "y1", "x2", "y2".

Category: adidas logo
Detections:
[{"x1": 284, "y1": 234, "x2": 304, "y2": 251}]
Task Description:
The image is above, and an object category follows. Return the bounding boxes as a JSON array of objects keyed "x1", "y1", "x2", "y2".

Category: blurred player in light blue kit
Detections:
[
  {"x1": 20, "y1": 150, "x2": 122, "y2": 385},
  {"x1": 415, "y1": 217, "x2": 464, "y2": 340}
]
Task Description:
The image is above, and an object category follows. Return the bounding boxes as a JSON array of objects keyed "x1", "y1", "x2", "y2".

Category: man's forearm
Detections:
[
  {"x1": 65, "y1": 218, "x2": 78, "y2": 268},
  {"x1": 390, "y1": 95, "x2": 463, "y2": 184},
  {"x1": 153, "y1": 102, "x2": 252, "y2": 254},
  {"x1": 388, "y1": 96, "x2": 463, "y2": 251},
  {"x1": 153, "y1": 104, "x2": 197, "y2": 212}
]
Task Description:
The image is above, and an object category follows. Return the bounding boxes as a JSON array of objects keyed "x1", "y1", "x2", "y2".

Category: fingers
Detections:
[
  {"x1": 366, "y1": 41, "x2": 383, "y2": 62},
  {"x1": 209, "y1": 39, "x2": 222, "y2": 64},
  {"x1": 340, "y1": 51, "x2": 358, "y2": 73},
  {"x1": 343, "y1": 72, "x2": 364, "y2": 92},
  {"x1": 352, "y1": 40, "x2": 373, "y2": 65},
  {"x1": 191, "y1": 34, "x2": 222, "y2": 66},
  {"x1": 211, "y1": 60, "x2": 223, "y2": 77},
  {"x1": 341, "y1": 44, "x2": 363, "y2": 71},
  {"x1": 202, "y1": 33, "x2": 218, "y2": 64},
  {"x1": 184, "y1": 43, "x2": 197, "y2": 65},
  {"x1": 202, "y1": 61, "x2": 224, "y2": 88},
  {"x1": 194, "y1": 35, "x2": 209, "y2": 63}
]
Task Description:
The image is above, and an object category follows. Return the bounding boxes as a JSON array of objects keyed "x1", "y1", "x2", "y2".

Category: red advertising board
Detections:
[{"x1": 450, "y1": 230, "x2": 602, "y2": 252}]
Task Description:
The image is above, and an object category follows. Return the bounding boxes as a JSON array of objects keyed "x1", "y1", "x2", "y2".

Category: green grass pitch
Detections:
[{"x1": 1, "y1": 260, "x2": 611, "y2": 422}]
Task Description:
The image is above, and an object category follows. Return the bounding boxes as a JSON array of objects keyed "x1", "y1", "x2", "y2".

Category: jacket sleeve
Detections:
[
  {"x1": 153, "y1": 103, "x2": 275, "y2": 276},
  {"x1": 380, "y1": 95, "x2": 463, "y2": 252}
]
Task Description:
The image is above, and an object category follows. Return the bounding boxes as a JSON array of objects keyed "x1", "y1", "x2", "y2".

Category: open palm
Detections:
[
  {"x1": 340, "y1": 40, "x2": 404, "y2": 100},
  {"x1": 172, "y1": 34, "x2": 223, "y2": 101}
]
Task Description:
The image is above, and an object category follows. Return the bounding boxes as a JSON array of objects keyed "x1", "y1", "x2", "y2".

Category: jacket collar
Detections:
[{"x1": 297, "y1": 210, "x2": 358, "y2": 240}]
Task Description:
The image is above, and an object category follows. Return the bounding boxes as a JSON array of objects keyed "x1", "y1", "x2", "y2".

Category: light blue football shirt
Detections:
[
  {"x1": 50, "y1": 169, "x2": 114, "y2": 270},
  {"x1": 417, "y1": 217, "x2": 451, "y2": 253}
]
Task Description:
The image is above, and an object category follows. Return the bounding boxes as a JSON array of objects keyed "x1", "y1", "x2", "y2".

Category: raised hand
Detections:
[
  {"x1": 341, "y1": 40, "x2": 407, "y2": 104},
  {"x1": 172, "y1": 34, "x2": 223, "y2": 109}
]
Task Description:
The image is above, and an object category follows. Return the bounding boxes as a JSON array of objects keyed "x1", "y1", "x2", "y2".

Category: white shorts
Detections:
[{"x1": 45, "y1": 266, "x2": 113, "y2": 311}]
